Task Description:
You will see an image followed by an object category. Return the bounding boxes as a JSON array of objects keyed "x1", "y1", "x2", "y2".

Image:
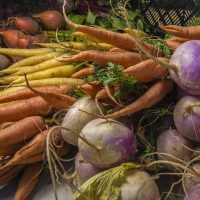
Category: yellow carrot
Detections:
[
  {"x1": 71, "y1": 31, "x2": 101, "y2": 43},
  {"x1": 11, "y1": 65, "x2": 76, "y2": 84},
  {"x1": 9, "y1": 52, "x2": 64, "y2": 69},
  {"x1": 0, "y1": 48, "x2": 63, "y2": 57},
  {"x1": 14, "y1": 55, "x2": 71, "y2": 75},
  {"x1": 35, "y1": 41, "x2": 113, "y2": 51},
  {"x1": 0, "y1": 76, "x2": 21, "y2": 85},
  {"x1": 13, "y1": 78, "x2": 85, "y2": 88}
]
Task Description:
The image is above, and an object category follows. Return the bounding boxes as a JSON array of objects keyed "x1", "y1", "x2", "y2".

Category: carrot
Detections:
[
  {"x1": 165, "y1": 40, "x2": 181, "y2": 51},
  {"x1": 166, "y1": 36, "x2": 190, "y2": 43},
  {"x1": 71, "y1": 66, "x2": 94, "y2": 78},
  {"x1": 71, "y1": 31, "x2": 101, "y2": 43},
  {"x1": 0, "y1": 96, "x2": 52, "y2": 123},
  {"x1": 13, "y1": 55, "x2": 68, "y2": 75},
  {"x1": 0, "y1": 165, "x2": 25, "y2": 186},
  {"x1": 17, "y1": 143, "x2": 69, "y2": 164},
  {"x1": 11, "y1": 65, "x2": 76, "y2": 85},
  {"x1": 9, "y1": 52, "x2": 64, "y2": 69},
  {"x1": 63, "y1": 10, "x2": 161, "y2": 55},
  {"x1": 95, "y1": 88, "x2": 109, "y2": 100},
  {"x1": 0, "y1": 143, "x2": 24, "y2": 156},
  {"x1": 14, "y1": 78, "x2": 85, "y2": 88},
  {"x1": 25, "y1": 75, "x2": 77, "y2": 109},
  {"x1": 13, "y1": 163, "x2": 42, "y2": 200},
  {"x1": 0, "y1": 48, "x2": 62, "y2": 57},
  {"x1": 79, "y1": 83, "x2": 102, "y2": 99},
  {"x1": 106, "y1": 80, "x2": 173, "y2": 118},
  {"x1": 0, "y1": 76, "x2": 21, "y2": 85},
  {"x1": 109, "y1": 47, "x2": 128, "y2": 52},
  {"x1": 0, "y1": 116, "x2": 46, "y2": 147},
  {"x1": 61, "y1": 50, "x2": 146, "y2": 68},
  {"x1": 0, "y1": 85, "x2": 72, "y2": 103},
  {"x1": 35, "y1": 42, "x2": 113, "y2": 51},
  {"x1": 124, "y1": 58, "x2": 169, "y2": 83},
  {"x1": 160, "y1": 25, "x2": 200, "y2": 39}
]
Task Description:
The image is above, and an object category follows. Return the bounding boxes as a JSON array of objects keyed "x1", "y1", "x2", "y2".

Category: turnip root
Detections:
[
  {"x1": 72, "y1": 163, "x2": 160, "y2": 200},
  {"x1": 61, "y1": 97, "x2": 105, "y2": 146},
  {"x1": 157, "y1": 129, "x2": 193, "y2": 163},
  {"x1": 75, "y1": 153, "x2": 103, "y2": 184},
  {"x1": 174, "y1": 96, "x2": 200, "y2": 141},
  {"x1": 78, "y1": 119, "x2": 136, "y2": 168}
]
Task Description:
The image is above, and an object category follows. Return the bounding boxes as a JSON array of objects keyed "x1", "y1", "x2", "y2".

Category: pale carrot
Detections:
[
  {"x1": 106, "y1": 80, "x2": 173, "y2": 118},
  {"x1": 95, "y1": 88, "x2": 109, "y2": 100},
  {"x1": 11, "y1": 65, "x2": 76, "y2": 85},
  {"x1": 13, "y1": 163, "x2": 42, "y2": 200},
  {"x1": 0, "y1": 48, "x2": 62, "y2": 57},
  {"x1": 0, "y1": 116, "x2": 46, "y2": 147},
  {"x1": 124, "y1": 58, "x2": 169, "y2": 83},
  {"x1": 109, "y1": 47, "x2": 128, "y2": 52}
]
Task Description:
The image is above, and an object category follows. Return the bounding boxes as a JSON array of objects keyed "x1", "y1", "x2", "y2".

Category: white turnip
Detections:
[{"x1": 78, "y1": 119, "x2": 136, "y2": 168}]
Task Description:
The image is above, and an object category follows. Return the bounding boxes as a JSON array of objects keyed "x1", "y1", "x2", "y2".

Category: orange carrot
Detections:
[
  {"x1": 165, "y1": 40, "x2": 181, "y2": 50},
  {"x1": 13, "y1": 163, "x2": 42, "y2": 200},
  {"x1": 167, "y1": 36, "x2": 190, "y2": 43},
  {"x1": 62, "y1": 50, "x2": 146, "y2": 68},
  {"x1": 160, "y1": 25, "x2": 200, "y2": 39},
  {"x1": 0, "y1": 165, "x2": 25, "y2": 186},
  {"x1": 124, "y1": 58, "x2": 169, "y2": 83},
  {"x1": 63, "y1": 11, "x2": 162, "y2": 56},
  {"x1": 71, "y1": 66, "x2": 94, "y2": 78},
  {"x1": 0, "y1": 116, "x2": 46, "y2": 147},
  {"x1": 0, "y1": 85, "x2": 72, "y2": 103},
  {"x1": 106, "y1": 80, "x2": 173, "y2": 118},
  {"x1": 95, "y1": 88, "x2": 109, "y2": 100},
  {"x1": 0, "y1": 143, "x2": 24, "y2": 156},
  {"x1": 0, "y1": 96, "x2": 52, "y2": 123},
  {"x1": 25, "y1": 76, "x2": 77, "y2": 109},
  {"x1": 79, "y1": 83, "x2": 102, "y2": 99}
]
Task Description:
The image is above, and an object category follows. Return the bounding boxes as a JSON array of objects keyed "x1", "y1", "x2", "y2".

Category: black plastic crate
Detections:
[{"x1": 131, "y1": 0, "x2": 200, "y2": 27}]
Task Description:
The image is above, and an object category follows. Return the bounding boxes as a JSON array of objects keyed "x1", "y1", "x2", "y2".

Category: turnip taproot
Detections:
[
  {"x1": 61, "y1": 97, "x2": 105, "y2": 146},
  {"x1": 78, "y1": 119, "x2": 136, "y2": 168},
  {"x1": 174, "y1": 96, "x2": 200, "y2": 141}
]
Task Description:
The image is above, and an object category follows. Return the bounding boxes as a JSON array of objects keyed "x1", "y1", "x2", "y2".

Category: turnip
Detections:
[
  {"x1": 184, "y1": 184, "x2": 200, "y2": 200},
  {"x1": 174, "y1": 96, "x2": 200, "y2": 141},
  {"x1": 72, "y1": 163, "x2": 160, "y2": 200},
  {"x1": 75, "y1": 153, "x2": 103, "y2": 184},
  {"x1": 61, "y1": 97, "x2": 105, "y2": 146},
  {"x1": 184, "y1": 163, "x2": 200, "y2": 192},
  {"x1": 157, "y1": 129, "x2": 193, "y2": 163},
  {"x1": 78, "y1": 118, "x2": 136, "y2": 168}
]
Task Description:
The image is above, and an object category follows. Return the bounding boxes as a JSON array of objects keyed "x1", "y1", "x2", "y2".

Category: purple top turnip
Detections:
[
  {"x1": 170, "y1": 40, "x2": 200, "y2": 95},
  {"x1": 75, "y1": 153, "x2": 103, "y2": 184},
  {"x1": 174, "y1": 96, "x2": 200, "y2": 141},
  {"x1": 184, "y1": 184, "x2": 200, "y2": 200},
  {"x1": 78, "y1": 118, "x2": 136, "y2": 168},
  {"x1": 157, "y1": 129, "x2": 193, "y2": 163}
]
